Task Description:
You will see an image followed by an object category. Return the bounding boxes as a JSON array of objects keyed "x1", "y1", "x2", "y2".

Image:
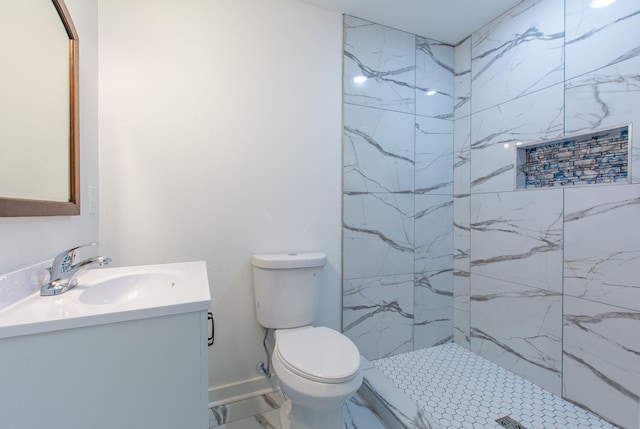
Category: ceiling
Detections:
[{"x1": 296, "y1": 0, "x2": 523, "y2": 45}]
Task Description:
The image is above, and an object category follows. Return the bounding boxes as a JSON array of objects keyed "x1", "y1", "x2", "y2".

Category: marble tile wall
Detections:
[
  {"x1": 342, "y1": 16, "x2": 454, "y2": 361},
  {"x1": 453, "y1": 37, "x2": 472, "y2": 349},
  {"x1": 454, "y1": 0, "x2": 640, "y2": 427}
]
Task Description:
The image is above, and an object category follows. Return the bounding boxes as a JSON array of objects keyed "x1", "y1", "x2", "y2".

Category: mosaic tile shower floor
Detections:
[{"x1": 373, "y1": 342, "x2": 618, "y2": 429}]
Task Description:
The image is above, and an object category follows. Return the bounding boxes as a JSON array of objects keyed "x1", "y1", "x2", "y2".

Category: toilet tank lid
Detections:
[{"x1": 251, "y1": 252, "x2": 326, "y2": 269}]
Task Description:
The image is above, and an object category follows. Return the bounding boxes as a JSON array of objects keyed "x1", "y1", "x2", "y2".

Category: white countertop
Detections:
[{"x1": 0, "y1": 261, "x2": 211, "y2": 339}]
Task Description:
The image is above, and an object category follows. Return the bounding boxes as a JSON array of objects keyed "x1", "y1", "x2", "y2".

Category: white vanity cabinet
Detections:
[
  {"x1": 0, "y1": 311, "x2": 208, "y2": 429},
  {"x1": 0, "y1": 261, "x2": 211, "y2": 429}
]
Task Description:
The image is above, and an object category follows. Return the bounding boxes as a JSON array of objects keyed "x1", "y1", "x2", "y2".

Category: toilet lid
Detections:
[{"x1": 276, "y1": 327, "x2": 360, "y2": 384}]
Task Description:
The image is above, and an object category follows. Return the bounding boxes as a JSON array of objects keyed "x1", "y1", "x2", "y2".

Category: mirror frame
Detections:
[{"x1": 0, "y1": 0, "x2": 79, "y2": 217}]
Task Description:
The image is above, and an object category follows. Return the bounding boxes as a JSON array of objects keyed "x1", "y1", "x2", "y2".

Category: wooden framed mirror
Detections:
[{"x1": 0, "y1": 0, "x2": 79, "y2": 217}]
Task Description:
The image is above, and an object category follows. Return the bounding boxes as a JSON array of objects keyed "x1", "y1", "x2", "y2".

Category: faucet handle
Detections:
[{"x1": 50, "y1": 243, "x2": 97, "y2": 279}]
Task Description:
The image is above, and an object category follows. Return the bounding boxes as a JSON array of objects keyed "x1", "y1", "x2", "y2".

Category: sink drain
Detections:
[{"x1": 496, "y1": 416, "x2": 528, "y2": 429}]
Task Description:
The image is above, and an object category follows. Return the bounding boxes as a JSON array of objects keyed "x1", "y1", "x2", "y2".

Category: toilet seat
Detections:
[{"x1": 275, "y1": 326, "x2": 360, "y2": 384}]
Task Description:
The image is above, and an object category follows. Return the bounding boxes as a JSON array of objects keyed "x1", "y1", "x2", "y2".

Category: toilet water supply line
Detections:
[{"x1": 259, "y1": 328, "x2": 272, "y2": 378}]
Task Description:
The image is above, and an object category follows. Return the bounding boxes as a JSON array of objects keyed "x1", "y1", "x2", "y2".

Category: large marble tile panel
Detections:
[
  {"x1": 563, "y1": 296, "x2": 640, "y2": 429},
  {"x1": 453, "y1": 194, "x2": 470, "y2": 348},
  {"x1": 470, "y1": 0, "x2": 565, "y2": 113},
  {"x1": 565, "y1": 0, "x2": 640, "y2": 81},
  {"x1": 343, "y1": 392, "x2": 389, "y2": 429},
  {"x1": 453, "y1": 275, "x2": 470, "y2": 348},
  {"x1": 453, "y1": 115, "x2": 471, "y2": 195},
  {"x1": 564, "y1": 184, "x2": 640, "y2": 311},
  {"x1": 360, "y1": 359, "x2": 442, "y2": 429},
  {"x1": 470, "y1": 84, "x2": 564, "y2": 193},
  {"x1": 470, "y1": 189, "x2": 564, "y2": 292},
  {"x1": 470, "y1": 274, "x2": 563, "y2": 395},
  {"x1": 565, "y1": 55, "x2": 640, "y2": 133},
  {"x1": 343, "y1": 274, "x2": 414, "y2": 360},
  {"x1": 414, "y1": 269, "x2": 453, "y2": 349},
  {"x1": 565, "y1": 55, "x2": 640, "y2": 183},
  {"x1": 454, "y1": 37, "x2": 471, "y2": 121},
  {"x1": 343, "y1": 16, "x2": 416, "y2": 114},
  {"x1": 343, "y1": 193, "x2": 414, "y2": 280},
  {"x1": 415, "y1": 117, "x2": 453, "y2": 195},
  {"x1": 415, "y1": 36, "x2": 454, "y2": 120},
  {"x1": 214, "y1": 409, "x2": 280, "y2": 429},
  {"x1": 453, "y1": 37, "x2": 471, "y2": 196},
  {"x1": 210, "y1": 392, "x2": 285, "y2": 427},
  {"x1": 415, "y1": 194, "x2": 453, "y2": 274},
  {"x1": 453, "y1": 194, "x2": 470, "y2": 274},
  {"x1": 344, "y1": 104, "x2": 415, "y2": 193}
]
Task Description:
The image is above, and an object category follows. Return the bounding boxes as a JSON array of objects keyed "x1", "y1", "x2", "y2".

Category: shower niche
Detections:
[{"x1": 516, "y1": 124, "x2": 631, "y2": 189}]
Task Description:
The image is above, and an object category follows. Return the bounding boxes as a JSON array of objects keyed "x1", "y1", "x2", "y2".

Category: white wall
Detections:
[
  {"x1": 98, "y1": 0, "x2": 343, "y2": 401},
  {"x1": 0, "y1": 0, "x2": 99, "y2": 274}
]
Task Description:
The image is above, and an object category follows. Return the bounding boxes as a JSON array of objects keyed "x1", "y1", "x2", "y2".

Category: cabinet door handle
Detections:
[{"x1": 208, "y1": 312, "x2": 214, "y2": 347}]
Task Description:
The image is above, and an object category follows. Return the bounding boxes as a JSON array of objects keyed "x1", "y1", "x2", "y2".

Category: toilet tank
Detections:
[{"x1": 251, "y1": 252, "x2": 326, "y2": 329}]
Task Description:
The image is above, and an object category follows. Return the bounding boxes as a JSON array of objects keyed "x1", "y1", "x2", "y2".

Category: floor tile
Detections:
[{"x1": 373, "y1": 343, "x2": 617, "y2": 429}]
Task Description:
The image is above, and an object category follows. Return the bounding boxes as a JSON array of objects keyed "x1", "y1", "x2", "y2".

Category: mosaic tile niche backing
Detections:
[{"x1": 516, "y1": 125, "x2": 630, "y2": 188}]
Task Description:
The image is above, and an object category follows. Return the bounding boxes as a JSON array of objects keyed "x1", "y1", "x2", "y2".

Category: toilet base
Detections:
[
  {"x1": 279, "y1": 398, "x2": 346, "y2": 429},
  {"x1": 280, "y1": 400, "x2": 292, "y2": 429}
]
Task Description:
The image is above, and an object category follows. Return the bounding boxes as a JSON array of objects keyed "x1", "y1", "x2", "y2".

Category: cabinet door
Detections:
[{"x1": 0, "y1": 312, "x2": 208, "y2": 429}]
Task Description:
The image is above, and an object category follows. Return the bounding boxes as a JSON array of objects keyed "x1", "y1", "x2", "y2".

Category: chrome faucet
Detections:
[{"x1": 41, "y1": 243, "x2": 112, "y2": 296}]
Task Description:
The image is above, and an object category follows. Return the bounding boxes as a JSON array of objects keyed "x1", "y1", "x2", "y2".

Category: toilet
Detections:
[{"x1": 251, "y1": 252, "x2": 363, "y2": 429}]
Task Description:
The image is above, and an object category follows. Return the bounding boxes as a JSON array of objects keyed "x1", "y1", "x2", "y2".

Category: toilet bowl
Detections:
[
  {"x1": 272, "y1": 326, "x2": 363, "y2": 429},
  {"x1": 251, "y1": 252, "x2": 363, "y2": 429}
]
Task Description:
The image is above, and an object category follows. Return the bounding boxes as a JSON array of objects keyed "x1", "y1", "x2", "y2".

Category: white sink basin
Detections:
[
  {"x1": 0, "y1": 261, "x2": 211, "y2": 339},
  {"x1": 79, "y1": 271, "x2": 180, "y2": 305}
]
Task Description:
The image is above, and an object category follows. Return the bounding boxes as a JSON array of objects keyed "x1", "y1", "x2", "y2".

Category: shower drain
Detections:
[{"x1": 495, "y1": 416, "x2": 528, "y2": 429}]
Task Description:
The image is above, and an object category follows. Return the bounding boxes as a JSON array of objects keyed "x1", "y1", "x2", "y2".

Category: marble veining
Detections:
[
  {"x1": 471, "y1": 325, "x2": 561, "y2": 377},
  {"x1": 471, "y1": 0, "x2": 565, "y2": 113},
  {"x1": 343, "y1": 274, "x2": 414, "y2": 360},
  {"x1": 415, "y1": 195, "x2": 453, "y2": 273},
  {"x1": 415, "y1": 117, "x2": 454, "y2": 195},
  {"x1": 415, "y1": 36, "x2": 454, "y2": 120},
  {"x1": 342, "y1": 13, "x2": 454, "y2": 362},
  {"x1": 209, "y1": 391, "x2": 286, "y2": 428},
  {"x1": 470, "y1": 84, "x2": 564, "y2": 193},
  {"x1": 470, "y1": 190, "x2": 564, "y2": 292},
  {"x1": 360, "y1": 357, "x2": 442, "y2": 429},
  {"x1": 565, "y1": 56, "x2": 640, "y2": 132},
  {"x1": 414, "y1": 269, "x2": 453, "y2": 349},
  {"x1": 563, "y1": 296, "x2": 640, "y2": 429},
  {"x1": 454, "y1": 37, "x2": 471, "y2": 122},
  {"x1": 209, "y1": 389, "x2": 390, "y2": 429},
  {"x1": 565, "y1": 0, "x2": 640, "y2": 80},
  {"x1": 343, "y1": 16, "x2": 416, "y2": 114},
  {"x1": 446, "y1": 0, "x2": 640, "y2": 427},
  {"x1": 343, "y1": 391, "x2": 394, "y2": 429},
  {"x1": 470, "y1": 274, "x2": 562, "y2": 394},
  {"x1": 453, "y1": 32, "x2": 471, "y2": 281},
  {"x1": 344, "y1": 104, "x2": 415, "y2": 194},
  {"x1": 564, "y1": 184, "x2": 640, "y2": 312},
  {"x1": 452, "y1": 193, "x2": 471, "y2": 348},
  {"x1": 564, "y1": 55, "x2": 640, "y2": 183},
  {"x1": 343, "y1": 193, "x2": 414, "y2": 280}
]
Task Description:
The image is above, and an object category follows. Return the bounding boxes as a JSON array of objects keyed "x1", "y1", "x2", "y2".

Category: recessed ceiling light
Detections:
[
  {"x1": 425, "y1": 89, "x2": 437, "y2": 96},
  {"x1": 590, "y1": 0, "x2": 616, "y2": 8},
  {"x1": 353, "y1": 75, "x2": 368, "y2": 84}
]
